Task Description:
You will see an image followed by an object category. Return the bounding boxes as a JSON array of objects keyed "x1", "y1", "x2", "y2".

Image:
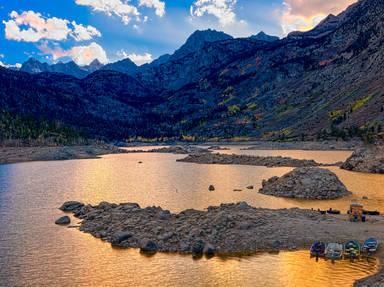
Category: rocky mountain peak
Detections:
[
  {"x1": 20, "y1": 58, "x2": 49, "y2": 74},
  {"x1": 101, "y1": 58, "x2": 138, "y2": 75},
  {"x1": 250, "y1": 31, "x2": 279, "y2": 42},
  {"x1": 172, "y1": 29, "x2": 233, "y2": 59},
  {"x1": 83, "y1": 59, "x2": 104, "y2": 73}
]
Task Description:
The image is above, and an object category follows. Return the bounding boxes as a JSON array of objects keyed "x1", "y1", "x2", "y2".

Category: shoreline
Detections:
[
  {"x1": 124, "y1": 140, "x2": 361, "y2": 151},
  {"x1": 0, "y1": 141, "x2": 354, "y2": 165},
  {"x1": 355, "y1": 250, "x2": 384, "y2": 286},
  {"x1": 0, "y1": 145, "x2": 127, "y2": 165}
]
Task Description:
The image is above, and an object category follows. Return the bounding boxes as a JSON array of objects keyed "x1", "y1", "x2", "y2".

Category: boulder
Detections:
[
  {"x1": 259, "y1": 167, "x2": 351, "y2": 199},
  {"x1": 158, "y1": 210, "x2": 171, "y2": 220},
  {"x1": 55, "y1": 216, "x2": 70, "y2": 225},
  {"x1": 111, "y1": 231, "x2": 133, "y2": 245},
  {"x1": 140, "y1": 239, "x2": 158, "y2": 253},
  {"x1": 192, "y1": 240, "x2": 205, "y2": 255},
  {"x1": 60, "y1": 201, "x2": 84, "y2": 211},
  {"x1": 341, "y1": 145, "x2": 384, "y2": 174}
]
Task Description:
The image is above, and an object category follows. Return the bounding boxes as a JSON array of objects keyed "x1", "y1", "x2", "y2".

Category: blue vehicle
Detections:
[
  {"x1": 363, "y1": 238, "x2": 379, "y2": 253},
  {"x1": 310, "y1": 241, "x2": 326, "y2": 257}
]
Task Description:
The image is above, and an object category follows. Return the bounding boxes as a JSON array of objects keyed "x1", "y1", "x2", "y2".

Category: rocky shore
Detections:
[
  {"x1": 127, "y1": 145, "x2": 210, "y2": 155},
  {"x1": 355, "y1": 259, "x2": 384, "y2": 287},
  {"x1": 259, "y1": 167, "x2": 351, "y2": 199},
  {"x1": 177, "y1": 153, "x2": 330, "y2": 167},
  {"x1": 61, "y1": 201, "x2": 384, "y2": 257},
  {"x1": 0, "y1": 145, "x2": 126, "y2": 165},
  {"x1": 341, "y1": 145, "x2": 384, "y2": 174},
  {"x1": 239, "y1": 140, "x2": 360, "y2": 151}
]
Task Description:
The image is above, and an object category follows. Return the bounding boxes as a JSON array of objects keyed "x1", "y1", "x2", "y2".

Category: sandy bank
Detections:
[{"x1": 0, "y1": 145, "x2": 127, "y2": 165}]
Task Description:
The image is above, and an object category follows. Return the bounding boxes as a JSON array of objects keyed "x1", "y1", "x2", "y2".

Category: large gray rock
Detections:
[
  {"x1": 259, "y1": 167, "x2": 351, "y2": 199},
  {"x1": 341, "y1": 145, "x2": 384, "y2": 174},
  {"x1": 60, "y1": 201, "x2": 84, "y2": 211},
  {"x1": 55, "y1": 216, "x2": 70, "y2": 225},
  {"x1": 111, "y1": 231, "x2": 133, "y2": 245}
]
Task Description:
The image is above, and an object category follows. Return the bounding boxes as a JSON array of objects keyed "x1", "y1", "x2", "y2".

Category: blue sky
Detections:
[{"x1": 0, "y1": 0, "x2": 356, "y2": 67}]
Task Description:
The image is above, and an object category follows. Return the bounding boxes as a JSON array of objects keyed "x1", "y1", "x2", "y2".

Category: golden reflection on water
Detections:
[{"x1": 0, "y1": 147, "x2": 383, "y2": 286}]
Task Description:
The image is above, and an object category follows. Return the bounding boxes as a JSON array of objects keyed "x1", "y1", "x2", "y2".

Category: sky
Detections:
[{"x1": 0, "y1": 0, "x2": 357, "y2": 67}]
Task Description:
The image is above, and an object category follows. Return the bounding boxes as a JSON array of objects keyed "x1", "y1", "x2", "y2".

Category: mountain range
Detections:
[{"x1": 1, "y1": 0, "x2": 384, "y2": 142}]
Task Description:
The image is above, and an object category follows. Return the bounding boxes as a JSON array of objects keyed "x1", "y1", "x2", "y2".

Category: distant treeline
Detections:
[{"x1": 0, "y1": 111, "x2": 87, "y2": 146}]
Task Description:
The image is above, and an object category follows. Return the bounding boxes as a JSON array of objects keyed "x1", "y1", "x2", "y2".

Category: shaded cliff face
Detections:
[{"x1": 2, "y1": 0, "x2": 384, "y2": 141}]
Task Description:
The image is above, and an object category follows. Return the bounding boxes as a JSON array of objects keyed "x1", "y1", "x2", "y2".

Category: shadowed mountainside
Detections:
[{"x1": 2, "y1": 0, "x2": 384, "y2": 142}]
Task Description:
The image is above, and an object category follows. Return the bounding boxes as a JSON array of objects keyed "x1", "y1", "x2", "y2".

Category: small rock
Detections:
[
  {"x1": 158, "y1": 210, "x2": 171, "y2": 220},
  {"x1": 238, "y1": 202, "x2": 250, "y2": 209},
  {"x1": 140, "y1": 239, "x2": 158, "y2": 253},
  {"x1": 362, "y1": 196, "x2": 369, "y2": 200},
  {"x1": 55, "y1": 216, "x2": 70, "y2": 225},
  {"x1": 209, "y1": 185, "x2": 215, "y2": 191},
  {"x1": 111, "y1": 231, "x2": 133, "y2": 245},
  {"x1": 272, "y1": 240, "x2": 282, "y2": 249},
  {"x1": 246, "y1": 186, "x2": 254, "y2": 190},
  {"x1": 180, "y1": 242, "x2": 190, "y2": 252}
]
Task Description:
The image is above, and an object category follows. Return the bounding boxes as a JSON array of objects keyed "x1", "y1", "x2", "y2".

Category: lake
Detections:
[{"x1": 0, "y1": 147, "x2": 382, "y2": 286}]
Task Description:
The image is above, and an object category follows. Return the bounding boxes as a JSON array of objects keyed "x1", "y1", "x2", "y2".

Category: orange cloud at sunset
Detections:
[{"x1": 281, "y1": 0, "x2": 357, "y2": 34}]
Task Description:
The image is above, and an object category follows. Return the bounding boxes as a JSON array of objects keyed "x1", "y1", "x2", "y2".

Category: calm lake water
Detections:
[{"x1": 0, "y1": 146, "x2": 382, "y2": 286}]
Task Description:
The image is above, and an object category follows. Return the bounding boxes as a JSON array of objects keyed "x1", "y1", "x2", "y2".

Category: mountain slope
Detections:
[
  {"x1": 0, "y1": 67, "x2": 161, "y2": 139},
  {"x1": 153, "y1": 0, "x2": 384, "y2": 139},
  {"x1": 2, "y1": 0, "x2": 384, "y2": 141},
  {"x1": 20, "y1": 58, "x2": 102, "y2": 78}
]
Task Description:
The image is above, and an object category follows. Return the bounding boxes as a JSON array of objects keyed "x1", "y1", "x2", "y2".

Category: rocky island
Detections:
[
  {"x1": 127, "y1": 145, "x2": 210, "y2": 155},
  {"x1": 177, "y1": 153, "x2": 328, "y2": 167},
  {"x1": 259, "y1": 167, "x2": 351, "y2": 199},
  {"x1": 60, "y1": 201, "x2": 384, "y2": 258},
  {"x1": 341, "y1": 145, "x2": 384, "y2": 174}
]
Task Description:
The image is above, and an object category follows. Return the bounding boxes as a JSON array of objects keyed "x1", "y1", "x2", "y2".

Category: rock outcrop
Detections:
[
  {"x1": 259, "y1": 167, "x2": 351, "y2": 199},
  {"x1": 62, "y1": 201, "x2": 384, "y2": 257},
  {"x1": 128, "y1": 146, "x2": 210, "y2": 155},
  {"x1": 341, "y1": 145, "x2": 384, "y2": 174},
  {"x1": 60, "y1": 201, "x2": 85, "y2": 211},
  {"x1": 177, "y1": 153, "x2": 323, "y2": 167}
]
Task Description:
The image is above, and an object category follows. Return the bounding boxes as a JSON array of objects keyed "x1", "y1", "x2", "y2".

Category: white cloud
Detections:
[
  {"x1": 3, "y1": 11, "x2": 70, "y2": 42},
  {"x1": 280, "y1": 0, "x2": 356, "y2": 34},
  {"x1": 75, "y1": 0, "x2": 140, "y2": 25},
  {"x1": 0, "y1": 61, "x2": 22, "y2": 69},
  {"x1": 75, "y1": 0, "x2": 165, "y2": 25},
  {"x1": 3, "y1": 10, "x2": 101, "y2": 42},
  {"x1": 117, "y1": 50, "x2": 152, "y2": 65},
  {"x1": 139, "y1": 0, "x2": 165, "y2": 17},
  {"x1": 190, "y1": 0, "x2": 240, "y2": 27},
  {"x1": 39, "y1": 42, "x2": 109, "y2": 66},
  {"x1": 71, "y1": 21, "x2": 102, "y2": 41}
]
